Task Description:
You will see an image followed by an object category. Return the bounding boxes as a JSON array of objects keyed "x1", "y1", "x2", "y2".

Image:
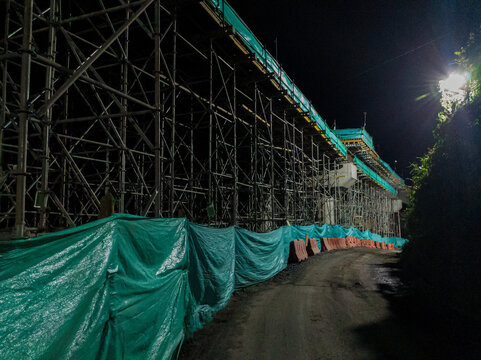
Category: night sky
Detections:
[{"x1": 228, "y1": 0, "x2": 481, "y2": 180}]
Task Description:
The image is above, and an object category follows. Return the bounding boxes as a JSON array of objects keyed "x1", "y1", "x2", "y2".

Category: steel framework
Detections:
[{"x1": 0, "y1": 0, "x2": 402, "y2": 239}]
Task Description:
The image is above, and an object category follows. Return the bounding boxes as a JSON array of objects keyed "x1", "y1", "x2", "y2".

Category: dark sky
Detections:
[{"x1": 228, "y1": 0, "x2": 481, "y2": 180}]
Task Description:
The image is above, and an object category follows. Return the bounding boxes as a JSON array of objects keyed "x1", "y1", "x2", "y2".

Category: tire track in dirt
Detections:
[{"x1": 180, "y1": 248, "x2": 400, "y2": 360}]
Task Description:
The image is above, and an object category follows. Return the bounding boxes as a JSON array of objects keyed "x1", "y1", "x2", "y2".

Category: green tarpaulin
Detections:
[
  {"x1": 0, "y1": 215, "x2": 190, "y2": 360},
  {"x1": 0, "y1": 214, "x2": 408, "y2": 359}
]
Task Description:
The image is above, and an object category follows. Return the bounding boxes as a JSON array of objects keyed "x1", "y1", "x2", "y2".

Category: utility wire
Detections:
[{"x1": 340, "y1": 32, "x2": 451, "y2": 84}]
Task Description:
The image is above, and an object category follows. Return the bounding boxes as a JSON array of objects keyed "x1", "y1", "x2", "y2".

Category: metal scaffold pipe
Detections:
[
  {"x1": 0, "y1": 0, "x2": 403, "y2": 238},
  {"x1": 15, "y1": 0, "x2": 34, "y2": 239}
]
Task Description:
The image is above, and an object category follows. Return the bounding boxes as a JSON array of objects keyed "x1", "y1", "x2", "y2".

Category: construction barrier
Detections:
[
  {"x1": 338, "y1": 238, "x2": 348, "y2": 249},
  {"x1": 0, "y1": 215, "x2": 408, "y2": 359},
  {"x1": 361, "y1": 239, "x2": 368, "y2": 247},
  {"x1": 321, "y1": 237, "x2": 347, "y2": 252},
  {"x1": 339, "y1": 236, "x2": 398, "y2": 251},
  {"x1": 288, "y1": 239, "x2": 308, "y2": 262},
  {"x1": 307, "y1": 237, "x2": 320, "y2": 256},
  {"x1": 345, "y1": 236, "x2": 357, "y2": 248},
  {"x1": 300, "y1": 234, "x2": 394, "y2": 254},
  {"x1": 299, "y1": 239, "x2": 309, "y2": 260}
]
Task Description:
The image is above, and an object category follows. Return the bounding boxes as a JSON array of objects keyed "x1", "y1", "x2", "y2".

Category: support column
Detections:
[
  {"x1": 397, "y1": 211, "x2": 402, "y2": 238},
  {"x1": 154, "y1": 0, "x2": 161, "y2": 217},
  {"x1": 39, "y1": 0, "x2": 58, "y2": 230},
  {"x1": 291, "y1": 116, "x2": 299, "y2": 224},
  {"x1": 189, "y1": 97, "x2": 194, "y2": 218},
  {"x1": 253, "y1": 83, "x2": 259, "y2": 230},
  {"x1": 311, "y1": 137, "x2": 315, "y2": 223},
  {"x1": 232, "y1": 66, "x2": 238, "y2": 225},
  {"x1": 0, "y1": 0, "x2": 10, "y2": 171},
  {"x1": 269, "y1": 99, "x2": 275, "y2": 230},
  {"x1": 300, "y1": 127, "x2": 305, "y2": 223},
  {"x1": 119, "y1": 2, "x2": 130, "y2": 213},
  {"x1": 169, "y1": 11, "x2": 177, "y2": 217},
  {"x1": 207, "y1": 40, "x2": 213, "y2": 222},
  {"x1": 316, "y1": 143, "x2": 321, "y2": 223},
  {"x1": 283, "y1": 111, "x2": 288, "y2": 223},
  {"x1": 15, "y1": 0, "x2": 33, "y2": 238}
]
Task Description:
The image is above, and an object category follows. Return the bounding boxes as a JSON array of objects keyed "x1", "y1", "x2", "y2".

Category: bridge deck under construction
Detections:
[{"x1": 0, "y1": 0, "x2": 403, "y2": 238}]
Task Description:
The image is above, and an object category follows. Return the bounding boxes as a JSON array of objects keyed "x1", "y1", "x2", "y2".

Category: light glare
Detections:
[
  {"x1": 439, "y1": 72, "x2": 468, "y2": 110},
  {"x1": 439, "y1": 73, "x2": 466, "y2": 94}
]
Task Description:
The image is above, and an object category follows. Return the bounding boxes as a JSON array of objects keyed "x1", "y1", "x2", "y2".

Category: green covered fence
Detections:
[{"x1": 0, "y1": 214, "x2": 407, "y2": 359}]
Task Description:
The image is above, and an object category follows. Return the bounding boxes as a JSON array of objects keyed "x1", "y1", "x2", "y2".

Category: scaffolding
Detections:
[
  {"x1": 0, "y1": 0, "x2": 403, "y2": 239},
  {"x1": 334, "y1": 128, "x2": 405, "y2": 189}
]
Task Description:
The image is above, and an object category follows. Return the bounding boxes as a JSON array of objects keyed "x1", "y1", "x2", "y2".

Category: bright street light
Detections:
[{"x1": 439, "y1": 72, "x2": 468, "y2": 108}]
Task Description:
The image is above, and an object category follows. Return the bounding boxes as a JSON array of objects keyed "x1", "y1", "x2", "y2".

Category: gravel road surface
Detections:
[{"x1": 179, "y1": 247, "x2": 480, "y2": 360}]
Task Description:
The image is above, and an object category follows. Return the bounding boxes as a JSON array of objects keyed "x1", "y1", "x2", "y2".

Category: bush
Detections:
[{"x1": 404, "y1": 28, "x2": 481, "y2": 321}]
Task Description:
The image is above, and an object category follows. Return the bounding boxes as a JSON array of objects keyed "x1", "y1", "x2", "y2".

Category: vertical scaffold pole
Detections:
[
  {"x1": 397, "y1": 211, "x2": 402, "y2": 238},
  {"x1": 154, "y1": 0, "x2": 161, "y2": 217},
  {"x1": 269, "y1": 99, "x2": 274, "y2": 229},
  {"x1": 316, "y1": 142, "x2": 321, "y2": 223},
  {"x1": 253, "y1": 83, "x2": 258, "y2": 230},
  {"x1": 300, "y1": 126, "x2": 305, "y2": 223},
  {"x1": 0, "y1": 0, "x2": 10, "y2": 171},
  {"x1": 169, "y1": 9, "x2": 177, "y2": 217},
  {"x1": 291, "y1": 116, "x2": 294, "y2": 224},
  {"x1": 208, "y1": 39, "x2": 213, "y2": 223},
  {"x1": 232, "y1": 65, "x2": 238, "y2": 225},
  {"x1": 15, "y1": 0, "x2": 33, "y2": 238},
  {"x1": 311, "y1": 136, "x2": 315, "y2": 223},
  {"x1": 283, "y1": 111, "x2": 288, "y2": 223},
  {"x1": 119, "y1": 1, "x2": 130, "y2": 213},
  {"x1": 189, "y1": 96, "x2": 194, "y2": 218},
  {"x1": 39, "y1": 0, "x2": 58, "y2": 230}
]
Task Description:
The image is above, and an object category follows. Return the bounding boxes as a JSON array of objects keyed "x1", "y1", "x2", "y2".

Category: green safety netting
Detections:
[
  {"x1": 333, "y1": 128, "x2": 374, "y2": 149},
  {"x1": 385, "y1": 237, "x2": 409, "y2": 248},
  {"x1": 354, "y1": 156, "x2": 398, "y2": 196},
  {"x1": 346, "y1": 226, "x2": 364, "y2": 239},
  {"x1": 206, "y1": 0, "x2": 347, "y2": 156},
  {"x1": 333, "y1": 128, "x2": 405, "y2": 187},
  {"x1": 292, "y1": 224, "x2": 350, "y2": 239},
  {"x1": 234, "y1": 226, "x2": 291, "y2": 288},
  {"x1": 0, "y1": 214, "x2": 408, "y2": 359},
  {"x1": 291, "y1": 224, "x2": 325, "y2": 239},
  {"x1": 187, "y1": 224, "x2": 236, "y2": 333},
  {"x1": 187, "y1": 223, "x2": 293, "y2": 332},
  {"x1": 370, "y1": 231, "x2": 384, "y2": 242},
  {"x1": 291, "y1": 224, "x2": 325, "y2": 250},
  {"x1": 0, "y1": 215, "x2": 190, "y2": 360},
  {"x1": 379, "y1": 159, "x2": 405, "y2": 185},
  {"x1": 361, "y1": 229, "x2": 374, "y2": 240},
  {"x1": 328, "y1": 225, "x2": 348, "y2": 238},
  {"x1": 206, "y1": 0, "x2": 407, "y2": 194}
]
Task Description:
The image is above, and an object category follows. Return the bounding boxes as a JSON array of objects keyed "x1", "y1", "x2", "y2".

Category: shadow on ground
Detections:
[{"x1": 353, "y1": 254, "x2": 481, "y2": 360}]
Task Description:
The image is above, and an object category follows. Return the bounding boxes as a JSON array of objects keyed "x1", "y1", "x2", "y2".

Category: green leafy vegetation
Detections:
[{"x1": 403, "y1": 27, "x2": 481, "y2": 321}]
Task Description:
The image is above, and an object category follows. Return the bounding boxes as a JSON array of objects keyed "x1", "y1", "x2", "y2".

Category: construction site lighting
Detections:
[{"x1": 439, "y1": 72, "x2": 468, "y2": 105}]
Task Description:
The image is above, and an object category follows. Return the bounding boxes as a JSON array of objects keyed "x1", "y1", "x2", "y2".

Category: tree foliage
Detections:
[{"x1": 404, "y1": 27, "x2": 481, "y2": 320}]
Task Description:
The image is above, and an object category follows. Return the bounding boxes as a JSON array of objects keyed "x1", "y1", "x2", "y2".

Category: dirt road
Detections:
[{"x1": 179, "y1": 247, "x2": 480, "y2": 360}]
